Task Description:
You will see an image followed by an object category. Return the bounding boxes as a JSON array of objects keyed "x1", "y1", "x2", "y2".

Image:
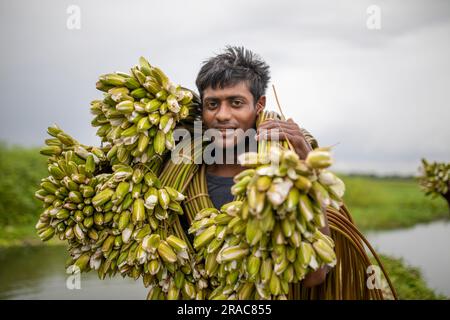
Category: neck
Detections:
[
  {"x1": 206, "y1": 143, "x2": 247, "y2": 177},
  {"x1": 206, "y1": 163, "x2": 245, "y2": 177}
]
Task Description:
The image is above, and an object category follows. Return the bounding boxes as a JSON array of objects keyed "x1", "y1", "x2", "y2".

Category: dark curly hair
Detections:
[{"x1": 195, "y1": 46, "x2": 271, "y2": 104}]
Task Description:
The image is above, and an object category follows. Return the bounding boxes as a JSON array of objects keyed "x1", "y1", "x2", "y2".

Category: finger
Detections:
[
  {"x1": 256, "y1": 128, "x2": 283, "y2": 141},
  {"x1": 285, "y1": 118, "x2": 301, "y2": 130},
  {"x1": 258, "y1": 119, "x2": 284, "y2": 127},
  {"x1": 277, "y1": 131, "x2": 298, "y2": 143},
  {"x1": 258, "y1": 120, "x2": 298, "y2": 131},
  {"x1": 257, "y1": 129, "x2": 296, "y2": 142},
  {"x1": 258, "y1": 127, "x2": 302, "y2": 138},
  {"x1": 265, "y1": 122, "x2": 303, "y2": 135},
  {"x1": 271, "y1": 119, "x2": 299, "y2": 129}
]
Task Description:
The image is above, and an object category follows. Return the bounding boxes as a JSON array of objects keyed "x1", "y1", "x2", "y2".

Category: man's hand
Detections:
[{"x1": 256, "y1": 118, "x2": 312, "y2": 159}]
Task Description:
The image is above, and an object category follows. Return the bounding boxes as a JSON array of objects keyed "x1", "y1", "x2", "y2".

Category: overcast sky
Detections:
[{"x1": 0, "y1": 0, "x2": 449, "y2": 175}]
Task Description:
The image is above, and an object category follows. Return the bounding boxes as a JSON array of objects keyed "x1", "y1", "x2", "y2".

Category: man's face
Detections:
[{"x1": 202, "y1": 82, "x2": 263, "y2": 149}]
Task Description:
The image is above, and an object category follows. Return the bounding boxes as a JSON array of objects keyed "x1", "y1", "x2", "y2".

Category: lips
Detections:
[
  {"x1": 217, "y1": 128, "x2": 236, "y2": 136},
  {"x1": 214, "y1": 127, "x2": 237, "y2": 130},
  {"x1": 211, "y1": 127, "x2": 235, "y2": 135}
]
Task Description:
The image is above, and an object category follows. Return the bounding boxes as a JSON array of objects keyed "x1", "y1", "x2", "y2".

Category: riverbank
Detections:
[
  {"x1": 342, "y1": 174, "x2": 449, "y2": 231},
  {"x1": 379, "y1": 254, "x2": 446, "y2": 299},
  {"x1": 0, "y1": 224, "x2": 61, "y2": 247}
]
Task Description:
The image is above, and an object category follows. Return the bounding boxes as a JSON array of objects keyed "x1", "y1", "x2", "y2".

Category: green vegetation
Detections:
[
  {"x1": 342, "y1": 174, "x2": 449, "y2": 231},
  {"x1": 0, "y1": 224, "x2": 64, "y2": 247},
  {"x1": 0, "y1": 143, "x2": 47, "y2": 245},
  {"x1": 379, "y1": 254, "x2": 446, "y2": 300}
]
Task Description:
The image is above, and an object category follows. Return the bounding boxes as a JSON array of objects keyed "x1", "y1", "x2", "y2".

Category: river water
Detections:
[
  {"x1": 0, "y1": 245, "x2": 148, "y2": 299},
  {"x1": 366, "y1": 219, "x2": 450, "y2": 297}
]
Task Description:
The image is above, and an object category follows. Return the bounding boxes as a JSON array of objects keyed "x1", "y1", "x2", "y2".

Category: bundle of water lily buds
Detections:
[
  {"x1": 35, "y1": 57, "x2": 207, "y2": 299},
  {"x1": 90, "y1": 57, "x2": 200, "y2": 164},
  {"x1": 419, "y1": 159, "x2": 450, "y2": 210}
]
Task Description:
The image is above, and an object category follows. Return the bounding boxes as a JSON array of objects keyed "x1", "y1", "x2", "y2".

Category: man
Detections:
[{"x1": 195, "y1": 46, "x2": 329, "y2": 287}]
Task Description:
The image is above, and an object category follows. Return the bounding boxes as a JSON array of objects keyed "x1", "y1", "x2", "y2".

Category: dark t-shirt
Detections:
[
  {"x1": 205, "y1": 173, "x2": 235, "y2": 210},
  {"x1": 181, "y1": 172, "x2": 235, "y2": 240}
]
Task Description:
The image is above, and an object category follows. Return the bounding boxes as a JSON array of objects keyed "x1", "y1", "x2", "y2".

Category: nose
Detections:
[{"x1": 215, "y1": 103, "x2": 232, "y2": 122}]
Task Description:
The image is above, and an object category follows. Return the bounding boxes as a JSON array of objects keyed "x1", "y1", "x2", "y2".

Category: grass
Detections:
[
  {"x1": 0, "y1": 224, "x2": 62, "y2": 248},
  {"x1": 341, "y1": 174, "x2": 449, "y2": 231},
  {"x1": 378, "y1": 254, "x2": 447, "y2": 300}
]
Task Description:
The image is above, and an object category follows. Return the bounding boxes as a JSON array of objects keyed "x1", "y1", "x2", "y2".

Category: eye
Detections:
[
  {"x1": 231, "y1": 100, "x2": 243, "y2": 107},
  {"x1": 206, "y1": 101, "x2": 218, "y2": 109}
]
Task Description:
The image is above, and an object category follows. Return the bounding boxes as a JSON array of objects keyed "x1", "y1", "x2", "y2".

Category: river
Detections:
[
  {"x1": 366, "y1": 219, "x2": 450, "y2": 297},
  {"x1": 0, "y1": 245, "x2": 148, "y2": 299}
]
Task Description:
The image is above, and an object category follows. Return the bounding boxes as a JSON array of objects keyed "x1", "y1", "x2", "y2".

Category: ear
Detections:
[{"x1": 255, "y1": 96, "x2": 266, "y2": 115}]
